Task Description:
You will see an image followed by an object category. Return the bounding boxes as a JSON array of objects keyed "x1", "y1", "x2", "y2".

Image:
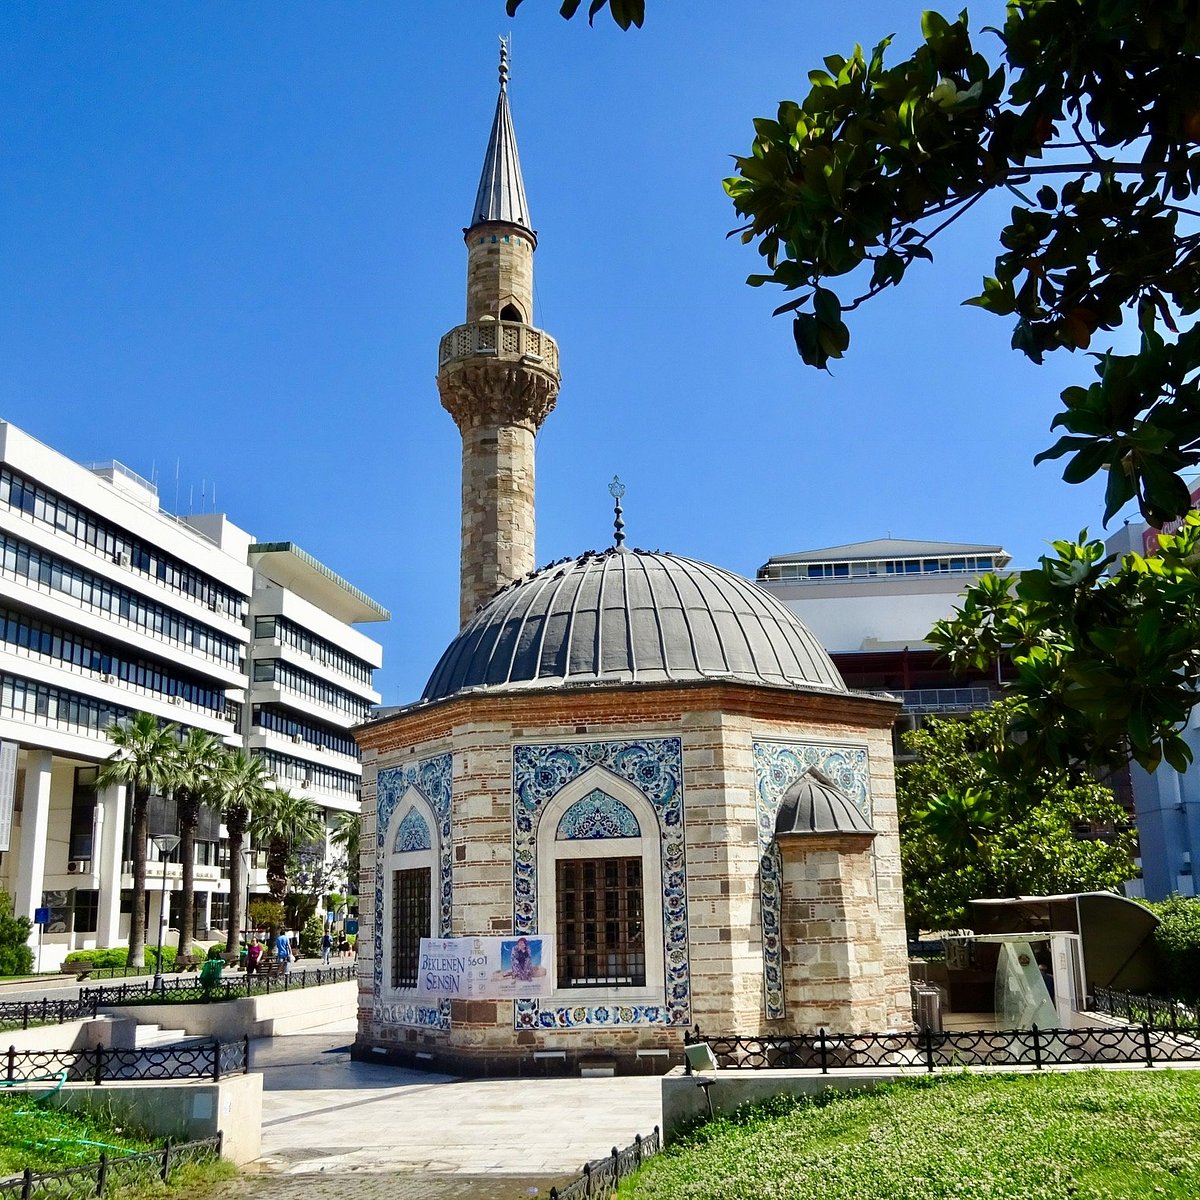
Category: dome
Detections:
[
  {"x1": 774, "y1": 768, "x2": 877, "y2": 838},
  {"x1": 422, "y1": 548, "x2": 847, "y2": 702}
]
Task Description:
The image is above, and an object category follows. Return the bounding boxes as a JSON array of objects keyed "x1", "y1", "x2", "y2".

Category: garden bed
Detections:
[{"x1": 621, "y1": 1070, "x2": 1200, "y2": 1199}]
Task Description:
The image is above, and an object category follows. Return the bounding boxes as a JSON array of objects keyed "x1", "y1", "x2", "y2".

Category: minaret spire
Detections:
[
  {"x1": 437, "y1": 47, "x2": 562, "y2": 627},
  {"x1": 469, "y1": 37, "x2": 533, "y2": 238}
]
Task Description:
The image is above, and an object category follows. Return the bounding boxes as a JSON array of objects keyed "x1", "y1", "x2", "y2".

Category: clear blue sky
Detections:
[{"x1": 0, "y1": 2, "x2": 1122, "y2": 703}]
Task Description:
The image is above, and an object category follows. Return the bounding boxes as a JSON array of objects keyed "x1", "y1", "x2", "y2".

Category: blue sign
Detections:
[
  {"x1": 345, "y1": 918, "x2": 358, "y2": 935},
  {"x1": 34, "y1": 907, "x2": 50, "y2": 927}
]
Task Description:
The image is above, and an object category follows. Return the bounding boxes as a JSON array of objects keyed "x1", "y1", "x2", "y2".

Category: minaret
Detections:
[{"x1": 438, "y1": 41, "x2": 561, "y2": 627}]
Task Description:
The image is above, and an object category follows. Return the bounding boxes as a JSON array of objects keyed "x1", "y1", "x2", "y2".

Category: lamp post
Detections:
[
  {"x1": 150, "y1": 833, "x2": 180, "y2": 991},
  {"x1": 240, "y1": 846, "x2": 253, "y2": 948}
]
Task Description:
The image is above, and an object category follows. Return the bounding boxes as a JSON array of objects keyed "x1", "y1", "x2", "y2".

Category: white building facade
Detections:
[{"x1": 0, "y1": 420, "x2": 386, "y2": 968}]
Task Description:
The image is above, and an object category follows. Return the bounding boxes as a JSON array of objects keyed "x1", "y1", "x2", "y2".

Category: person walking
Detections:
[
  {"x1": 275, "y1": 929, "x2": 293, "y2": 975},
  {"x1": 321, "y1": 929, "x2": 333, "y2": 966}
]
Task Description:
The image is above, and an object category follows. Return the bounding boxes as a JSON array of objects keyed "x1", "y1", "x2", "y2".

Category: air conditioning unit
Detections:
[
  {"x1": 302, "y1": 777, "x2": 312, "y2": 788},
  {"x1": 113, "y1": 551, "x2": 131, "y2": 568},
  {"x1": 168, "y1": 695, "x2": 182, "y2": 705},
  {"x1": 208, "y1": 600, "x2": 220, "y2": 613},
  {"x1": 102, "y1": 673, "x2": 117, "y2": 684},
  {"x1": 292, "y1": 733, "x2": 304, "y2": 744},
  {"x1": 67, "y1": 859, "x2": 91, "y2": 875},
  {"x1": 224, "y1": 710, "x2": 238, "y2": 723}
]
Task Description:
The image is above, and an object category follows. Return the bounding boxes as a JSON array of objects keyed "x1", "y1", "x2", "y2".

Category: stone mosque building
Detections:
[{"x1": 352, "y1": 48, "x2": 911, "y2": 1075}]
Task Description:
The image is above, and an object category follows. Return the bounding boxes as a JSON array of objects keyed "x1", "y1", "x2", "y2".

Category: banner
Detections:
[
  {"x1": 0, "y1": 741, "x2": 17, "y2": 852},
  {"x1": 415, "y1": 935, "x2": 554, "y2": 999}
]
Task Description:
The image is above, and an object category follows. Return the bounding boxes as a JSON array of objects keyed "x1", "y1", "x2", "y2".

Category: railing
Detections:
[
  {"x1": 2, "y1": 1037, "x2": 249, "y2": 1085},
  {"x1": 0, "y1": 997, "x2": 99, "y2": 1031},
  {"x1": 892, "y1": 687, "x2": 998, "y2": 713},
  {"x1": 438, "y1": 320, "x2": 560, "y2": 374},
  {"x1": 0, "y1": 1134, "x2": 221, "y2": 1200},
  {"x1": 1093, "y1": 985, "x2": 1200, "y2": 1031},
  {"x1": 548, "y1": 1129, "x2": 660, "y2": 1200},
  {"x1": 685, "y1": 1022, "x2": 1200, "y2": 1073},
  {"x1": 81, "y1": 963, "x2": 357, "y2": 1006}
]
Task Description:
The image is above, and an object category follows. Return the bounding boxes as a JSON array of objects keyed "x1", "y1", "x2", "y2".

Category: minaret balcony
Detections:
[{"x1": 438, "y1": 320, "x2": 559, "y2": 376}]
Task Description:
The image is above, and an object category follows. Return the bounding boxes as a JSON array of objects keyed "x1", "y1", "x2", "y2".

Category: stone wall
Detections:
[{"x1": 355, "y1": 682, "x2": 909, "y2": 1074}]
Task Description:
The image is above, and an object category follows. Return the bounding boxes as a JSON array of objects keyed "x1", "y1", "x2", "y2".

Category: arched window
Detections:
[
  {"x1": 384, "y1": 791, "x2": 437, "y2": 992},
  {"x1": 499, "y1": 302, "x2": 524, "y2": 323},
  {"x1": 536, "y1": 770, "x2": 662, "y2": 999}
]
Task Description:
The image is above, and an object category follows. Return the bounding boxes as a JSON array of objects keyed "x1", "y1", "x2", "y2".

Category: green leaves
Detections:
[
  {"x1": 932, "y1": 516, "x2": 1200, "y2": 774},
  {"x1": 505, "y1": 0, "x2": 644, "y2": 27},
  {"x1": 724, "y1": 0, "x2": 1200, "y2": 523}
]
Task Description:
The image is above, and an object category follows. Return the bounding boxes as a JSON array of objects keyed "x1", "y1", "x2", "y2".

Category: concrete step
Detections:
[{"x1": 132, "y1": 1024, "x2": 196, "y2": 1048}]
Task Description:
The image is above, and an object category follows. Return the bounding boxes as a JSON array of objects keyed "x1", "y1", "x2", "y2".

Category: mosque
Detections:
[{"x1": 351, "y1": 47, "x2": 911, "y2": 1075}]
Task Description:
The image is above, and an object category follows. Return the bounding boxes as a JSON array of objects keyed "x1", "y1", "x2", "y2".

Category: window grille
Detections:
[
  {"x1": 556, "y1": 857, "x2": 645, "y2": 988},
  {"x1": 392, "y1": 867, "x2": 431, "y2": 989}
]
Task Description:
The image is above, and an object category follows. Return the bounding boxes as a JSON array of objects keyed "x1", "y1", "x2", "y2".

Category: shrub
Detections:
[
  {"x1": 206, "y1": 945, "x2": 225, "y2": 961},
  {"x1": 0, "y1": 894, "x2": 32, "y2": 977},
  {"x1": 248, "y1": 898, "x2": 284, "y2": 937},
  {"x1": 64, "y1": 945, "x2": 178, "y2": 971},
  {"x1": 1149, "y1": 895, "x2": 1200, "y2": 1002},
  {"x1": 299, "y1": 913, "x2": 324, "y2": 957}
]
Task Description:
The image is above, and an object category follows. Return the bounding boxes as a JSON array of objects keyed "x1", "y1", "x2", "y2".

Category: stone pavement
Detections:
[{"x1": 215, "y1": 1022, "x2": 663, "y2": 1199}]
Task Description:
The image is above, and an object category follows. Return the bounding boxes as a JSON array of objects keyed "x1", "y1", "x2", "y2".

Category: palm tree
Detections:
[
  {"x1": 172, "y1": 729, "x2": 225, "y2": 957},
  {"x1": 330, "y1": 812, "x2": 361, "y2": 901},
  {"x1": 251, "y1": 789, "x2": 326, "y2": 905},
  {"x1": 97, "y1": 713, "x2": 179, "y2": 968},
  {"x1": 215, "y1": 750, "x2": 270, "y2": 953}
]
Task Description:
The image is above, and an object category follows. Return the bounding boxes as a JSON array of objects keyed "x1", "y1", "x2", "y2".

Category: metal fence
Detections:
[
  {"x1": 0, "y1": 1134, "x2": 221, "y2": 1200},
  {"x1": 686, "y1": 1022, "x2": 1200, "y2": 1073},
  {"x1": 2, "y1": 1036, "x2": 249, "y2": 1085},
  {"x1": 80, "y1": 963, "x2": 356, "y2": 1007},
  {"x1": 1093, "y1": 985, "x2": 1200, "y2": 1032},
  {"x1": 0, "y1": 999, "x2": 99, "y2": 1032},
  {"x1": 548, "y1": 1129, "x2": 661, "y2": 1200}
]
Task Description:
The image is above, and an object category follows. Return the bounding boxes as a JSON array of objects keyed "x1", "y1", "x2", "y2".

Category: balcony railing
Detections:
[{"x1": 438, "y1": 320, "x2": 559, "y2": 374}]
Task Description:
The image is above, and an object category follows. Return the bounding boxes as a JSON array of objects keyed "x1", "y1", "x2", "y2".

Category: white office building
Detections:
[{"x1": 0, "y1": 421, "x2": 386, "y2": 968}]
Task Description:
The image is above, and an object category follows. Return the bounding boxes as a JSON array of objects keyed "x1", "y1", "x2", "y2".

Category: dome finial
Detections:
[
  {"x1": 608, "y1": 475, "x2": 626, "y2": 549},
  {"x1": 499, "y1": 35, "x2": 510, "y2": 91}
]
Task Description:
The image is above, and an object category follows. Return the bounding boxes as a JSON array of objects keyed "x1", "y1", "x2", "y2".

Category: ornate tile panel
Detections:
[
  {"x1": 752, "y1": 741, "x2": 871, "y2": 1020},
  {"x1": 556, "y1": 788, "x2": 640, "y2": 840},
  {"x1": 395, "y1": 807, "x2": 433, "y2": 852},
  {"x1": 512, "y1": 738, "x2": 689, "y2": 1030},
  {"x1": 373, "y1": 753, "x2": 453, "y2": 1031}
]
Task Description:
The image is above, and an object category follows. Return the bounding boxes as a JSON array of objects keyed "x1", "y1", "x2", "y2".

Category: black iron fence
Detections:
[
  {"x1": 686, "y1": 1022, "x2": 1200, "y2": 1073},
  {"x1": 2, "y1": 1036, "x2": 249, "y2": 1085},
  {"x1": 548, "y1": 1129, "x2": 661, "y2": 1200},
  {"x1": 1092, "y1": 985, "x2": 1200, "y2": 1032},
  {"x1": 0, "y1": 999, "x2": 99, "y2": 1032},
  {"x1": 81, "y1": 963, "x2": 356, "y2": 1007},
  {"x1": 0, "y1": 1134, "x2": 221, "y2": 1200}
]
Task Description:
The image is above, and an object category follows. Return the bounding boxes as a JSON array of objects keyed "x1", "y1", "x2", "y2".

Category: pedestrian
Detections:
[
  {"x1": 247, "y1": 939, "x2": 264, "y2": 977},
  {"x1": 321, "y1": 929, "x2": 333, "y2": 966},
  {"x1": 275, "y1": 929, "x2": 293, "y2": 974}
]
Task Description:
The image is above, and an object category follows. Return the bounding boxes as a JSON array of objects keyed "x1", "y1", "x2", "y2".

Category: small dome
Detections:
[
  {"x1": 422, "y1": 548, "x2": 847, "y2": 702},
  {"x1": 774, "y1": 768, "x2": 877, "y2": 837}
]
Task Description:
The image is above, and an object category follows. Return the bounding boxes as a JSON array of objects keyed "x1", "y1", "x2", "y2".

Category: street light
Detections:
[
  {"x1": 150, "y1": 833, "x2": 180, "y2": 990},
  {"x1": 240, "y1": 846, "x2": 254, "y2": 948}
]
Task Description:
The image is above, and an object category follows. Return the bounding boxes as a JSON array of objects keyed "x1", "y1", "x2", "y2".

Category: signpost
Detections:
[{"x1": 33, "y1": 906, "x2": 50, "y2": 975}]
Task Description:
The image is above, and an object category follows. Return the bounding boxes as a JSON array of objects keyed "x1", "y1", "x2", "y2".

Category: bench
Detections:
[
  {"x1": 176, "y1": 953, "x2": 205, "y2": 973},
  {"x1": 259, "y1": 958, "x2": 289, "y2": 980},
  {"x1": 61, "y1": 961, "x2": 94, "y2": 980}
]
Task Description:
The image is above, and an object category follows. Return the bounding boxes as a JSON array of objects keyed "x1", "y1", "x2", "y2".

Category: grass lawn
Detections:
[
  {"x1": 620, "y1": 1070, "x2": 1200, "y2": 1200},
  {"x1": 0, "y1": 1095, "x2": 236, "y2": 1197},
  {"x1": 0, "y1": 1097, "x2": 157, "y2": 1174}
]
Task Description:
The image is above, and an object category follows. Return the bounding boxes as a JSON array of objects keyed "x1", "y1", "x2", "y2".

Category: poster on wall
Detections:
[
  {"x1": 0, "y1": 741, "x2": 17, "y2": 852},
  {"x1": 415, "y1": 935, "x2": 554, "y2": 999}
]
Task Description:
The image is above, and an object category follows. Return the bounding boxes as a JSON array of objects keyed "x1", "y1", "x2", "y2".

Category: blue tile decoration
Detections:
[
  {"x1": 512, "y1": 738, "x2": 689, "y2": 1031},
  {"x1": 556, "y1": 788, "x2": 640, "y2": 840},
  {"x1": 373, "y1": 753, "x2": 453, "y2": 1032},
  {"x1": 753, "y1": 741, "x2": 871, "y2": 1020},
  {"x1": 395, "y1": 806, "x2": 433, "y2": 853}
]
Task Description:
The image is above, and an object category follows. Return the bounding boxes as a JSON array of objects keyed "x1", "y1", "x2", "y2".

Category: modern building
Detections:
[
  {"x1": 0, "y1": 419, "x2": 386, "y2": 969},
  {"x1": 755, "y1": 539, "x2": 1013, "y2": 752},
  {"x1": 353, "y1": 50, "x2": 910, "y2": 1076},
  {"x1": 1106, "y1": 506, "x2": 1200, "y2": 900}
]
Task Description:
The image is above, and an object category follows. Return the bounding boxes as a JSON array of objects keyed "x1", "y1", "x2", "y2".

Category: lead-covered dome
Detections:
[{"x1": 422, "y1": 548, "x2": 847, "y2": 702}]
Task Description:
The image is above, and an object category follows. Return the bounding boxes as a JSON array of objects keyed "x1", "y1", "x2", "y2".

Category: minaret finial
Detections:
[
  {"x1": 609, "y1": 476, "x2": 626, "y2": 550},
  {"x1": 499, "y1": 35, "x2": 510, "y2": 91}
]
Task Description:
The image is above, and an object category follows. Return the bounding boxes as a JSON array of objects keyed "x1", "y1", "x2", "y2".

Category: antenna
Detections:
[{"x1": 609, "y1": 475, "x2": 626, "y2": 550}]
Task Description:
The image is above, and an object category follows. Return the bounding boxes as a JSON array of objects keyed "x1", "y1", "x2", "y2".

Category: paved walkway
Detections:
[{"x1": 221, "y1": 1022, "x2": 662, "y2": 1199}]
